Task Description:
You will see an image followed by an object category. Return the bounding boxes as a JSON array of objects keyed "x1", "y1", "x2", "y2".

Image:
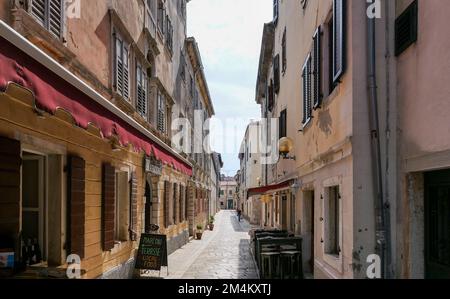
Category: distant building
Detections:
[{"x1": 219, "y1": 176, "x2": 237, "y2": 210}]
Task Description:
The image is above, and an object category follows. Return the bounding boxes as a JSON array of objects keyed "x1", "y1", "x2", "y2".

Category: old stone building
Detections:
[{"x1": 0, "y1": 0, "x2": 216, "y2": 279}]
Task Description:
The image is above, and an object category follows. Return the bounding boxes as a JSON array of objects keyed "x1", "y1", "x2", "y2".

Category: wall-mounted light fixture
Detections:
[{"x1": 279, "y1": 137, "x2": 296, "y2": 160}]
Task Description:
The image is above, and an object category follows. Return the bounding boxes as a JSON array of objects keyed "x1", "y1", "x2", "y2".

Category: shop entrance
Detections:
[
  {"x1": 21, "y1": 153, "x2": 46, "y2": 265},
  {"x1": 425, "y1": 170, "x2": 450, "y2": 279}
]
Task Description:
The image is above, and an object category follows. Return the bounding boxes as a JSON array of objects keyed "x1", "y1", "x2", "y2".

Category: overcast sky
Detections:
[{"x1": 187, "y1": 0, "x2": 272, "y2": 177}]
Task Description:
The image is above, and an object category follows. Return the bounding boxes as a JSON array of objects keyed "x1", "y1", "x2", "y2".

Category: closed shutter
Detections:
[
  {"x1": 129, "y1": 172, "x2": 138, "y2": 241},
  {"x1": 0, "y1": 137, "x2": 21, "y2": 237},
  {"x1": 123, "y1": 45, "x2": 130, "y2": 100},
  {"x1": 179, "y1": 185, "x2": 184, "y2": 222},
  {"x1": 115, "y1": 34, "x2": 129, "y2": 100},
  {"x1": 282, "y1": 28, "x2": 287, "y2": 74},
  {"x1": 49, "y1": 0, "x2": 63, "y2": 38},
  {"x1": 395, "y1": 0, "x2": 418, "y2": 56},
  {"x1": 164, "y1": 181, "x2": 170, "y2": 228},
  {"x1": 273, "y1": 54, "x2": 280, "y2": 94},
  {"x1": 333, "y1": 0, "x2": 346, "y2": 84},
  {"x1": 158, "y1": 92, "x2": 166, "y2": 133},
  {"x1": 136, "y1": 64, "x2": 147, "y2": 117},
  {"x1": 273, "y1": 0, "x2": 279, "y2": 24},
  {"x1": 313, "y1": 27, "x2": 322, "y2": 109},
  {"x1": 102, "y1": 163, "x2": 115, "y2": 251},
  {"x1": 279, "y1": 110, "x2": 287, "y2": 138},
  {"x1": 67, "y1": 156, "x2": 86, "y2": 259},
  {"x1": 302, "y1": 54, "x2": 312, "y2": 125},
  {"x1": 30, "y1": 0, "x2": 63, "y2": 38},
  {"x1": 31, "y1": 0, "x2": 46, "y2": 26},
  {"x1": 268, "y1": 82, "x2": 274, "y2": 112},
  {"x1": 173, "y1": 183, "x2": 177, "y2": 225}
]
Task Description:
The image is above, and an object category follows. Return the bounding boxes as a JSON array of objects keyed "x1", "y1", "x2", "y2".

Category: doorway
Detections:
[
  {"x1": 21, "y1": 153, "x2": 46, "y2": 265},
  {"x1": 425, "y1": 170, "x2": 450, "y2": 279},
  {"x1": 303, "y1": 190, "x2": 315, "y2": 275},
  {"x1": 144, "y1": 180, "x2": 153, "y2": 233}
]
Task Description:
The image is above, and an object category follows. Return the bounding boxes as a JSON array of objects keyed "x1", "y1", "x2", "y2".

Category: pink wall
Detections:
[{"x1": 398, "y1": 0, "x2": 450, "y2": 159}]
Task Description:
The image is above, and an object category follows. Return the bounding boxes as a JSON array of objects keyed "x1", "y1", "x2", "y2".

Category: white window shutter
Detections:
[
  {"x1": 123, "y1": 45, "x2": 130, "y2": 100},
  {"x1": 31, "y1": 0, "x2": 46, "y2": 26},
  {"x1": 333, "y1": 0, "x2": 346, "y2": 84},
  {"x1": 49, "y1": 0, "x2": 63, "y2": 38}
]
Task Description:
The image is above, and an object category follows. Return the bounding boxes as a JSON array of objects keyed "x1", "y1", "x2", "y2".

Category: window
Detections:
[
  {"x1": 136, "y1": 62, "x2": 148, "y2": 117},
  {"x1": 332, "y1": 0, "x2": 346, "y2": 84},
  {"x1": 229, "y1": 190, "x2": 232, "y2": 196},
  {"x1": 302, "y1": 54, "x2": 312, "y2": 126},
  {"x1": 290, "y1": 194, "x2": 296, "y2": 233},
  {"x1": 325, "y1": 186, "x2": 341, "y2": 256},
  {"x1": 267, "y1": 81, "x2": 274, "y2": 112},
  {"x1": 220, "y1": 189, "x2": 224, "y2": 196},
  {"x1": 180, "y1": 51, "x2": 186, "y2": 81},
  {"x1": 114, "y1": 32, "x2": 130, "y2": 100},
  {"x1": 30, "y1": 0, "x2": 64, "y2": 39},
  {"x1": 115, "y1": 172, "x2": 130, "y2": 242},
  {"x1": 312, "y1": 27, "x2": 322, "y2": 109},
  {"x1": 190, "y1": 75, "x2": 195, "y2": 98},
  {"x1": 157, "y1": 0, "x2": 165, "y2": 34},
  {"x1": 172, "y1": 183, "x2": 178, "y2": 225},
  {"x1": 165, "y1": 15, "x2": 173, "y2": 53},
  {"x1": 395, "y1": 0, "x2": 418, "y2": 56},
  {"x1": 273, "y1": 0, "x2": 279, "y2": 24},
  {"x1": 157, "y1": 91, "x2": 166, "y2": 133},
  {"x1": 273, "y1": 54, "x2": 280, "y2": 94},
  {"x1": 279, "y1": 109, "x2": 287, "y2": 138},
  {"x1": 282, "y1": 28, "x2": 287, "y2": 74}
]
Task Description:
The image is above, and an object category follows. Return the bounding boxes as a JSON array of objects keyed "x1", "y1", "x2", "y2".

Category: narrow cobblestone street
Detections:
[{"x1": 164, "y1": 210, "x2": 259, "y2": 279}]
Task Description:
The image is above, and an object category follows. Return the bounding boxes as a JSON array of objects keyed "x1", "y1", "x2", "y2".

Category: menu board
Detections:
[{"x1": 135, "y1": 234, "x2": 168, "y2": 270}]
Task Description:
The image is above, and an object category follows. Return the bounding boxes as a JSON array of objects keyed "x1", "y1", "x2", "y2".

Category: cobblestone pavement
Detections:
[{"x1": 164, "y1": 210, "x2": 259, "y2": 279}]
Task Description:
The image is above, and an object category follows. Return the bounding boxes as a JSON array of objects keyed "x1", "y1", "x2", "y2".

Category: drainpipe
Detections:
[{"x1": 367, "y1": 8, "x2": 389, "y2": 278}]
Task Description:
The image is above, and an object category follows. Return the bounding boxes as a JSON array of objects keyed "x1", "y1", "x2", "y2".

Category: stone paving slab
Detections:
[{"x1": 161, "y1": 210, "x2": 259, "y2": 279}]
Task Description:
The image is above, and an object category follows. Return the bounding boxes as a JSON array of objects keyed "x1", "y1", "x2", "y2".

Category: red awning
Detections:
[
  {"x1": 0, "y1": 35, "x2": 192, "y2": 176},
  {"x1": 247, "y1": 179, "x2": 294, "y2": 198}
]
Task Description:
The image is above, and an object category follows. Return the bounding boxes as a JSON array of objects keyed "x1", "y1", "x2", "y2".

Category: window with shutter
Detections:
[
  {"x1": 166, "y1": 16, "x2": 173, "y2": 53},
  {"x1": 302, "y1": 54, "x2": 312, "y2": 126},
  {"x1": 313, "y1": 27, "x2": 322, "y2": 109},
  {"x1": 157, "y1": 0, "x2": 165, "y2": 35},
  {"x1": 102, "y1": 163, "x2": 115, "y2": 251},
  {"x1": 267, "y1": 81, "x2": 274, "y2": 112},
  {"x1": 173, "y1": 183, "x2": 178, "y2": 224},
  {"x1": 180, "y1": 51, "x2": 186, "y2": 81},
  {"x1": 395, "y1": 0, "x2": 418, "y2": 56},
  {"x1": 332, "y1": 0, "x2": 346, "y2": 84},
  {"x1": 136, "y1": 62, "x2": 148, "y2": 117},
  {"x1": 273, "y1": 54, "x2": 280, "y2": 94},
  {"x1": 164, "y1": 181, "x2": 170, "y2": 228},
  {"x1": 129, "y1": 172, "x2": 138, "y2": 241},
  {"x1": 0, "y1": 137, "x2": 21, "y2": 239},
  {"x1": 279, "y1": 109, "x2": 287, "y2": 138},
  {"x1": 179, "y1": 185, "x2": 184, "y2": 222},
  {"x1": 114, "y1": 33, "x2": 130, "y2": 100},
  {"x1": 273, "y1": 0, "x2": 279, "y2": 25},
  {"x1": 67, "y1": 156, "x2": 86, "y2": 259},
  {"x1": 30, "y1": 0, "x2": 64, "y2": 39},
  {"x1": 282, "y1": 28, "x2": 287, "y2": 74},
  {"x1": 157, "y1": 91, "x2": 166, "y2": 133}
]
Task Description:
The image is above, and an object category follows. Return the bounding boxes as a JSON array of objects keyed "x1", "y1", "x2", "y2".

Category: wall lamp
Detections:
[{"x1": 279, "y1": 137, "x2": 296, "y2": 161}]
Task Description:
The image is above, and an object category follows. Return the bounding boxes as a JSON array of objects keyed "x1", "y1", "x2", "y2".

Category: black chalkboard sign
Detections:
[{"x1": 135, "y1": 234, "x2": 168, "y2": 270}]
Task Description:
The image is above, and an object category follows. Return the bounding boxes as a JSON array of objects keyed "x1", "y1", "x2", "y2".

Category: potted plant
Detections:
[
  {"x1": 196, "y1": 224, "x2": 204, "y2": 240},
  {"x1": 209, "y1": 216, "x2": 215, "y2": 231}
]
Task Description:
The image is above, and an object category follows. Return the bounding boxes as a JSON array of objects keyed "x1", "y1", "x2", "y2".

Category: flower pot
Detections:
[{"x1": 196, "y1": 232, "x2": 203, "y2": 240}]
